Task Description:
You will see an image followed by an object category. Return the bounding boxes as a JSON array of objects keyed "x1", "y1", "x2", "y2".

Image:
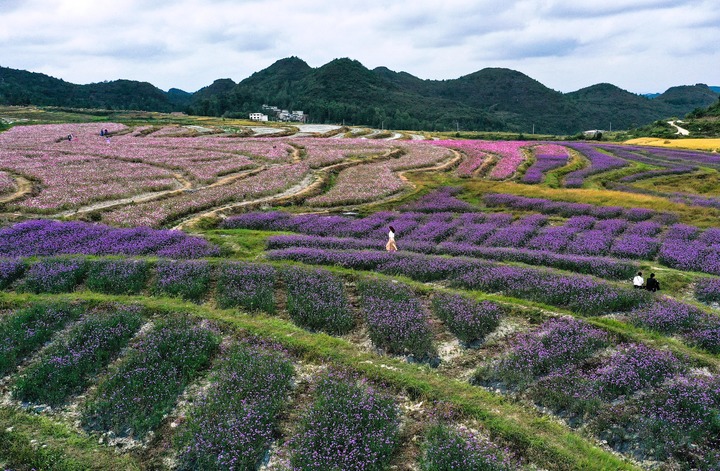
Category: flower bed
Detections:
[
  {"x1": 0, "y1": 302, "x2": 82, "y2": 377},
  {"x1": 399, "y1": 187, "x2": 475, "y2": 213},
  {"x1": 12, "y1": 309, "x2": 143, "y2": 406},
  {"x1": 431, "y1": 293, "x2": 504, "y2": 344},
  {"x1": 153, "y1": 260, "x2": 212, "y2": 302},
  {"x1": 436, "y1": 140, "x2": 530, "y2": 179},
  {"x1": 455, "y1": 265, "x2": 647, "y2": 315},
  {"x1": 20, "y1": 257, "x2": 87, "y2": 294},
  {"x1": 563, "y1": 143, "x2": 629, "y2": 187},
  {"x1": 420, "y1": 423, "x2": 517, "y2": 471},
  {"x1": 695, "y1": 277, "x2": 720, "y2": 304},
  {"x1": 288, "y1": 370, "x2": 400, "y2": 471},
  {"x1": 82, "y1": 317, "x2": 220, "y2": 437},
  {"x1": 175, "y1": 341, "x2": 293, "y2": 470},
  {"x1": 0, "y1": 258, "x2": 25, "y2": 289},
  {"x1": 215, "y1": 262, "x2": 276, "y2": 312},
  {"x1": 0, "y1": 219, "x2": 219, "y2": 258},
  {"x1": 283, "y1": 266, "x2": 354, "y2": 334},
  {"x1": 85, "y1": 259, "x2": 150, "y2": 295},
  {"x1": 522, "y1": 144, "x2": 569, "y2": 184},
  {"x1": 358, "y1": 278, "x2": 436, "y2": 360},
  {"x1": 476, "y1": 317, "x2": 610, "y2": 389},
  {"x1": 103, "y1": 162, "x2": 310, "y2": 228}
]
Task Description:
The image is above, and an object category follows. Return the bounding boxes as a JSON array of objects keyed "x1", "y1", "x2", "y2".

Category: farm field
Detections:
[{"x1": 1, "y1": 110, "x2": 720, "y2": 470}]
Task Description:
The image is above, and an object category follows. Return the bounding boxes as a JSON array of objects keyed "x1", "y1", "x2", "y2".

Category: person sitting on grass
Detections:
[
  {"x1": 633, "y1": 271, "x2": 644, "y2": 289},
  {"x1": 645, "y1": 273, "x2": 660, "y2": 292}
]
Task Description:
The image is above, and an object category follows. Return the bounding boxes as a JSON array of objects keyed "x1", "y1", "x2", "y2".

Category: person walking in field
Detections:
[
  {"x1": 386, "y1": 225, "x2": 397, "y2": 252},
  {"x1": 645, "y1": 273, "x2": 660, "y2": 292},
  {"x1": 633, "y1": 271, "x2": 644, "y2": 289}
]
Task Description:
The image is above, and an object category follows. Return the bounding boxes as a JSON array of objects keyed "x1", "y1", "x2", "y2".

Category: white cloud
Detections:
[{"x1": 0, "y1": 0, "x2": 717, "y2": 93}]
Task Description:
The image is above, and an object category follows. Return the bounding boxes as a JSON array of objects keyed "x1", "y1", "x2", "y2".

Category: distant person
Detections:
[
  {"x1": 386, "y1": 225, "x2": 397, "y2": 252},
  {"x1": 100, "y1": 129, "x2": 105, "y2": 136},
  {"x1": 633, "y1": 271, "x2": 644, "y2": 289},
  {"x1": 646, "y1": 273, "x2": 660, "y2": 292},
  {"x1": 67, "y1": 134, "x2": 73, "y2": 141},
  {"x1": 104, "y1": 128, "x2": 108, "y2": 136}
]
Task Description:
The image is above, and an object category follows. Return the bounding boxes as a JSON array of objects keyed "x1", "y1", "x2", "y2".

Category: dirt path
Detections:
[{"x1": 0, "y1": 175, "x2": 32, "y2": 204}]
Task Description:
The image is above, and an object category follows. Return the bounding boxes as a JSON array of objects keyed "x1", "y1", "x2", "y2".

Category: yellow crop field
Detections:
[{"x1": 625, "y1": 137, "x2": 720, "y2": 152}]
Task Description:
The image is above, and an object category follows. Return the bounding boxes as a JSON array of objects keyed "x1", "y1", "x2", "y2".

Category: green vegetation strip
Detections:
[
  {"x1": 0, "y1": 292, "x2": 638, "y2": 471},
  {"x1": 0, "y1": 408, "x2": 140, "y2": 471}
]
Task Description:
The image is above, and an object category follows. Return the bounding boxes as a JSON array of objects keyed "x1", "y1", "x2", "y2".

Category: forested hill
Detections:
[
  {"x1": 0, "y1": 66, "x2": 179, "y2": 112},
  {"x1": 187, "y1": 57, "x2": 719, "y2": 134},
  {"x1": 2, "y1": 59, "x2": 718, "y2": 134}
]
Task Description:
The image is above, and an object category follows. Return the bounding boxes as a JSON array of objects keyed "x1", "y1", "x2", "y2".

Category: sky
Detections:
[{"x1": 1, "y1": 0, "x2": 718, "y2": 95}]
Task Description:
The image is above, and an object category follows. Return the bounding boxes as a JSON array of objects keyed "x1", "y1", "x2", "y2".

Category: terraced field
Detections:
[{"x1": 2, "y1": 113, "x2": 720, "y2": 470}]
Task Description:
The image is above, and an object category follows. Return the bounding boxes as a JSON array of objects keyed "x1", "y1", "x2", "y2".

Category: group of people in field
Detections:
[
  {"x1": 633, "y1": 271, "x2": 660, "y2": 291},
  {"x1": 386, "y1": 226, "x2": 661, "y2": 293}
]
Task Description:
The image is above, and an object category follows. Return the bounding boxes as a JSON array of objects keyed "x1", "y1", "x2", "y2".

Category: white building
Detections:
[{"x1": 249, "y1": 113, "x2": 269, "y2": 122}]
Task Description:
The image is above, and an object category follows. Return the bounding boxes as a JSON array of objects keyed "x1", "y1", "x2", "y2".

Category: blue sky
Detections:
[{"x1": 1, "y1": 0, "x2": 718, "y2": 94}]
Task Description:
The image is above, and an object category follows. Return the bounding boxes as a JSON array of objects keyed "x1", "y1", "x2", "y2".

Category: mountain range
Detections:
[{"x1": 1, "y1": 57, "x2": 718, "y2": 134}]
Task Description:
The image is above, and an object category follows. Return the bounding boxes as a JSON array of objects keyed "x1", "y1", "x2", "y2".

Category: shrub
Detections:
[
  {"x1": 695, "y1": 277, "x2": 720, "y2": 304},
  {"x1": 215, "y1": 262, "x2": 276, "y2": 312},
  {"x1": 82, "y1": 317, "x2": 220, "y2": 437},
  {"x1": 289, "y1": 370, "x2": 399, "y2": 471},
  {"x1": 175, "y1": 341, "x2": 294, "y2": 470},
  {"x1": 479, "y1": 317, "x2": 609, "y2": 389},
  {"x1": 153, "y1": 260, "x2": 211, "y2": 302},
  {"x1": 85, "y1": 258, "x2": 150, "y2": 295},
  {"x1": 358, "y1": 279, "x2": 436, "y2": 360},
  {"x1": 0, "y1": 258, "x2": 25, "y2": 289},
  {"x1": 284, "y1": 267, "x2": 354, "y2": 334},
  {"x1": 12, "y1": 309, "x2": 143, "y2": 406},
  {"x1": 420, "y1": 424, "x2": 517, "y2": 470},
  {"x1": 432, "y1": 293, "x2": 503, "y2": 344},
  {"x1": 21, "y1": 257, "x2": 87, "y2": 293}
]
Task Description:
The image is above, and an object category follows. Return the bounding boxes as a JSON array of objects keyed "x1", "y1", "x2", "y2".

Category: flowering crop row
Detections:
[
  {"x1": 153, "y1": 259, "x2": 212, "y2": 302},
  {"x1": 0, "y1": 219, "x2": 219, "y2": 258},
  {"x1": 0, "y1": 258, "x2": 25, "y2": 289},
  {"x1": 358, "y1": 278, "x2": 437, "y2": 360},
  {"x1": 102, "y1": 162, "x2": 310, "y2": 227},
  {"x1": 82, "y1": 317, "x2": 220, "y2": 438},
  {"x1": 85, "y1": 259, "x2": 150, "y2": 295},
  {"x1": 12, "y1": 309, "x2": 143, "y2": 406},
  {"x1": 431, "y1": 293, "x2": 504, "y2": 344},
  {"x1": 289, "y1": 369, "x2": 400, "y2": 470},
  {"x1": 521, "y1": 144, "x2": 570, "y2": 184},
  {"x1": 296, "y1": 138, "x2": 391, "y2": 168},
  {"x1": 477, "y1": 317, "x2": 610, "y2": 389},
  {"x1": 0, "y1": 302, "x2": 82, "y2": 377},
  {"x1": 562, "y1": 143, "x2": 629, "y2": 187},
  {"x1": 420, "y1": 423, "x2": 517, "y2": 470},
  {"x1": 267, "y1": 247, "x2": 648, "y2": 315},
  {"x1": 0, "y1": 148, "x2": 178, "y2": 212},
  {"x1": 435, "y1": 140, "x2": 531, "y2": 179},
  {"x1": 216, "y1": 262, "x2": 276, "y2": 312},
  {"x1": 627, "y1": 298, "x2": 720, "y2": 353},
  {"x1": 284, "y1": 266, "x2": 354, "y2": 334},
  {"x1": 398, "y1": 186, "x2": 476, "y2": 213},
  {"x1": 305, "y1": 145, "x2": 451, "y2": 206},
  {"x1": 20, "y1": 257, "x2": 87, "y2": 294},
  {"x1": 175, "y1": 341, "x2": 294, "y2": 470},
  {"x1": 483, "y1": 192, "x2": 667, "y2": 222},
  {"x1": 696, "y1": 277, "x2": 720, "y2": 304}
]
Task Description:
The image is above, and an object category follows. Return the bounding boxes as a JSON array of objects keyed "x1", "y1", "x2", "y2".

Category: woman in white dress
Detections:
[{"x1": 386, "y1": 225, "x2": 397, "y2": 252}]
